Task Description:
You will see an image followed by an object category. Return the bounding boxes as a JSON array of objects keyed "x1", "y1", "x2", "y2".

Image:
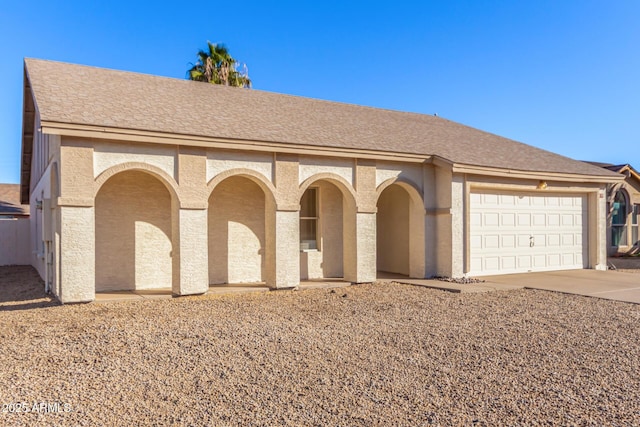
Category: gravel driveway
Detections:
[{"x1": 1, "y1": 266, "x2": 639, "y2": 426}]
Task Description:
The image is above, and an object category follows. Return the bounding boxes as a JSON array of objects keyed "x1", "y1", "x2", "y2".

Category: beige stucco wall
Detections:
[
  {"x1": 59, "y1": 205, "x2": 95, "y2": 303},
  {"x1": 34, "y1": 130, "x2": 614, "y2": 302},
  {"x1": 95, "y1": 171, "x2": 173, "y2": 291},
  {"x1": 93, "y1": 141, "x2": 176, "y2": 179},
  {"x1": 209, "y1": 176, "x2": 266, "y2": 284},
  {"x1": 0, "y1": 219, "x2": 30, "y2": 266},
  {"x1": 299, "y1": 156, "x2": 353, "y2": 187},
  {"x1": 375, "y1": 161, "x2": 423, "y2": 192},
  {"x1": 376, "y1": 184, "x2": 409, "y2": 275},
  {"x1": 207, "y1": 150, "x2": 273, "y2": 184},
  {"x1": 29, "y1": 161, "x2": 54, "y2": 279}
]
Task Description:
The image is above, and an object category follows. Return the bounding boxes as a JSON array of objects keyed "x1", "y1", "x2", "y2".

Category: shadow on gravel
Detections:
[{"x1": 0, "y1": 266, "x2": 60, "y2": 311}]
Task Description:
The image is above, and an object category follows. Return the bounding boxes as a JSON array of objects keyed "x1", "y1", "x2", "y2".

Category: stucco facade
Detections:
[
  {"x1": 22, "y1": 136, "x2": 612, "y2": 303},
  {"x1": 20, "y1": 59, "x2": 621, "y2": 303}
]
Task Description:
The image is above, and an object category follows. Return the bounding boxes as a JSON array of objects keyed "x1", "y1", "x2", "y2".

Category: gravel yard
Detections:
[{"x1": 1, "y1": 266, "x2": 640, "y2": 426}]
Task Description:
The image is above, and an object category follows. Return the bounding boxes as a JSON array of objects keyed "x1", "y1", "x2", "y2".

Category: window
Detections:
[
  {"x1": 300, "y1": 188, "x2": 318, "y2": 250},
  {"x1": 611, "y1": 191, "x2": 628, "y2": 246},
  {"x1": 633, "y1": 204, "x2": 639, "y2": 246}
]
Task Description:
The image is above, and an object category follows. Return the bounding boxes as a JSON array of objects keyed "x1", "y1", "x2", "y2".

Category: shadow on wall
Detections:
[
  {"x1": 0, "y1": 266, "x2": 59, "y2": 311},
  {"x1": 95, "y1": 171, "x2": 173, "y2": 292},
  {"x1": 209, "y1": 176, "x2": 266, "y2": 284}
]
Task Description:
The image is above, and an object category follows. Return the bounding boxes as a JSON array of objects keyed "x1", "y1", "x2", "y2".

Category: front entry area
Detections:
[{"x1": 469, "y1": 191, "x2": 588, "y2": 276}]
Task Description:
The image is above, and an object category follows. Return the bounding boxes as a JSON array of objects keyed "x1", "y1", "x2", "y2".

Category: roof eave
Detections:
[
  {"x1": 452, "y1": 163, "x2": 624, "y2": 184},
  {"x1": 20, "y1": 62, "x2": 35, "y2": 205},
  {"x1": 40, "y1": 121, "x2": 433, "y2": 163},
  {"x1": 38, "y1": 122, "x2": 621, "y2": 185}
]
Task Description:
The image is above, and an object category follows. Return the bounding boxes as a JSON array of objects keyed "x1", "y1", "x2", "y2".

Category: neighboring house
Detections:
[
  {"x1": 0, "y1": 183, "x2": 31, "y2": 266},
  {"x1": 586, "y1": 162, "x2": 640, "y2": 255},
  {"x1": 20, "y1": 58, "x2": 622, "y2": 303}
]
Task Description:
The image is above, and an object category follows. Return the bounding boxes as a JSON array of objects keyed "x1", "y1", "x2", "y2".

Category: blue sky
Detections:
[{"x1": 1, "y1": 1, "x2": 638, "y2": 183}]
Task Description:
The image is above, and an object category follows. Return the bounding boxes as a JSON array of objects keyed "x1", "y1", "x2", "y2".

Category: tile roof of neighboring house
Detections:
[
  {"x1": 0, "y1": 184, "x2": 29, "y2": 216},
  {"x1": 24, "y1": 58, "x2": 618, "y2": 178}
]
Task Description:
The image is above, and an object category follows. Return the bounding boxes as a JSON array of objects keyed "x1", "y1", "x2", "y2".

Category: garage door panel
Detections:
[
  {"x1": 485, "y1": 257, "x2": 499, "y2": 271},
  {"x1": 501, "y1": 235, "x2": 516, "y2": 248},
  {"x1": 502, "y1": 213, "x2": 516, "y2": 226},
  {"x1": 484, "y1": 213, "x2": 499, "y2": 226},
  {"x1": 532, "y1": 234, "x2": 546, "y2": 247},
  {"x1": 562, "y1": 253, "x2": 575, "y2": 265},
  {"x1": 470, "y1": 191, "x2": 588, "y2": 276},
  {"x1": 532, "y1": 254, "x2": 547, "y2": 268},
  {"x1": 502, "y1": 256, "x2": 516, "y2": 270},
  {"x1": 548, "y1": 234, "x2": 561, "y2": 246},
  {"x1": 518, "y1": 256, "x2": 531, "y2": 269},
  {"x1": 484, "y1": 235, "x2": 499, "y2": 248},
  {"x1": 548, "y1": 254, "x2": 561, "y2": 267}
]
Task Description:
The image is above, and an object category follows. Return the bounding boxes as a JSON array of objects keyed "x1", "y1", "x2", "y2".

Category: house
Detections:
[
  {"x1": 0, "y1": 183, "x2": 31, "y2": 266},
  {"x1": 20, "y1": 58, "x2": 622, "y2": 303},
  {"x1": 586, "y1": 162, "x2": 640, "y2": 255}
]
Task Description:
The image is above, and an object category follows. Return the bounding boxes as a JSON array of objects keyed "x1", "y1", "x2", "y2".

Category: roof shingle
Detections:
[
  {"x1": 25, "y1": 58, "x2": 617, "y2": 178},
  {"x1": 0, "y1": 184, "x2": 29, "y2": 216}
]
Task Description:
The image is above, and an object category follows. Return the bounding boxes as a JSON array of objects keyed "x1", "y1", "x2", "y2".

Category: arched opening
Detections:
[
  {"x1": 299, "y1": 178, "x2": 357, "y2": 281},
  {"x1": 612, "y1": 190, "x2": 628, "y2": 247},
  {"x1": 377, "y1": 184, "x2": 410, "y2": 276},
  {"x1": 95, "y1": 170, "x2": 173, "y2": 291},
  {"x1": 376, "y1": 180, "x2": 426, "y2": 279},
  {"x1": 208, "y1": 175, "x2": 270, "y2": 284}
]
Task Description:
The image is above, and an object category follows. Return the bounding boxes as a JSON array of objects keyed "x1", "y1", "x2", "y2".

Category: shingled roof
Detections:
[
  {"x1": 0, "y1": 184, "x2": 29, "y2": 217},
  {"x1": 24, "y1": 58, "x2": 617, "y2": 178}
]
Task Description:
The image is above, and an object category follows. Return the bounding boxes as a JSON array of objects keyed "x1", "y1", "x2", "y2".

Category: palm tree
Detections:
[{"x1": 188, "y1": 41, "x2": 251, "y2": 88}]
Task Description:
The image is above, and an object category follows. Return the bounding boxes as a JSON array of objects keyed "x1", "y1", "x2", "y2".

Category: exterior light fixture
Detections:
[{"x1": 536, "y1": 180, "x2": 548, "y2": 190}]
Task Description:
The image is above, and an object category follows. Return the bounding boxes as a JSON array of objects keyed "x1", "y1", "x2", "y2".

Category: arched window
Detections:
[{"x1": 611, "y1": 191, "x2": 628, "y2": 246}]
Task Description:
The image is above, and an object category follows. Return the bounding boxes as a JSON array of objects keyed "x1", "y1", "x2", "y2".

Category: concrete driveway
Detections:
[{"x1": 483, "y1": 269, "x2": 640, "y2": 304}]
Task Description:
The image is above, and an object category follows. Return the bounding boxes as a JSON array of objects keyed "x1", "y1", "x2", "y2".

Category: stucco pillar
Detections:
[
  {"x1": 172, "y1": 147, "x2": 209, "y2": 295},
  {"x1": 433, "y1": 165, "x2": 465, "y2": 278},
  {"x1": 351, "y1": 212, "x2": 377, "y2": 283},
  {"x1": 267, "y1": 209, "x2": 300, "y2": 289},
  {"x1": 346, "y1": 159, "x2": 377, "y2": 283},
  {"x1": 593, "y1": 188, "x2": 608, "y2": 270},
  {"x1": 271, "y1": 154, "x2": 301, "y2": 289},
  {"x1": 450, "y1": 175, "x2": 465, "y2": 277},
  {"x1": 58, "y1": 139, "x2": 95, "y2": 303},
  {"x1": 58, "y1": 205, "x2": 95, "y2": 303},
  {"x1": 173, "y1": 208, "x2": 209, "y2": 295},
  {"x1": 423, "y1": 165, "x2": 437, "y2": 277}
]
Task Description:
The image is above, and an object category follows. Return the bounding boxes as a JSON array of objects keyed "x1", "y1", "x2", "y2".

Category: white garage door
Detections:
[{"x1": 469, "y1": 191, "x2": 588, "y2": 276}]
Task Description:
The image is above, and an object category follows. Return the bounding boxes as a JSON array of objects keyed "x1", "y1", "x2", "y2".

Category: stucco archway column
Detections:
[
  {"x1": 58, "y1": 141, "x2": 95, "y2": 303},
  {"x1": 349, "y1": 160, "x2": 377, "y2": 284},
  {"x1": 173, "y1": 147, "x2": 209, "y2": 296},
  {"x1": 342, "y1": 210, "x2": 377, "y2": 283},
  {"x1": 266, "y1": 204, "x2": 301, "y2": 289},
  {"x1": 429, "y1": 164, "x2": 465, "y2": 278},
  {"x1": 172, "y1": 205, "x2": 209, "y2": 295},
  {"x1": 270, "y1": 154, "x2": 301, "y2": 289}
]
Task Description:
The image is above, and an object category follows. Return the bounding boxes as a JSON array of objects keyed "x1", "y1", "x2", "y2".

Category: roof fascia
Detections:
[
  {"x1": 41, "y1": 122, "x2": 431, "y2": 163},
  {"x1": 617, "y1": 164, "x2": 640, "y2": 182},
  {"x1": 452, "y1": 163, "x2": 624, "y2": 184}
]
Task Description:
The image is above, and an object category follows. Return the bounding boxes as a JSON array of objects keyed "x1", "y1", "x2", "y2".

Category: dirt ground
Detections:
[{"x1": 1, "y1": 265, "x2": 640, "y2": 426}]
